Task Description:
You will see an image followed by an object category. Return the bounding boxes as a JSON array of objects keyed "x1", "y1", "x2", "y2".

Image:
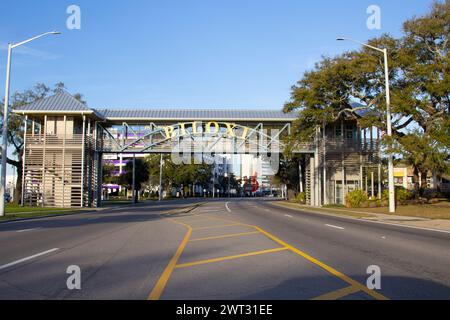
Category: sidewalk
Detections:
[{"x1": 272, "y1": 201, "x2": 450, "y2": 233}]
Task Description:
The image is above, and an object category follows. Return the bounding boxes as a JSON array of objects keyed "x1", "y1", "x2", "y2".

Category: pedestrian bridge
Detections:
[
  {"x1": 14, "y1": 92, "x2": 314, "y2": 208},
  {"x1": 15, "y1": 91, "x2": 314, "y2": 155},
  {"x1": 14, "y1": 92, "x2": 381, "y2": 209}
]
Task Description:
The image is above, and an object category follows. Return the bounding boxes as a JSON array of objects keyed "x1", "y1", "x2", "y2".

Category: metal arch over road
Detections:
[{"x1": 97, "y1": 120, "x2": 302, "y2": 155}]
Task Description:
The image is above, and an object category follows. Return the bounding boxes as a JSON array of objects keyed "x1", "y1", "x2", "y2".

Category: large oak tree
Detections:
[{"x1": 283, "y1": 1, "x2": 450, "y2": 192}]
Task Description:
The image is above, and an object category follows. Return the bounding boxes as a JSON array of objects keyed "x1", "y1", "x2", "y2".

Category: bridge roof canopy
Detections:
[
  {"x1": 13, "y1": 92, "x2": 298, "y2": 123},
  {"x1": 97, "y1": 109, "x2": 297, "y2": 122}
]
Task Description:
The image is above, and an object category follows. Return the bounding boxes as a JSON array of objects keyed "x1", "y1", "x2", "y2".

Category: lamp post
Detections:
[
  {"x1": 228, "y1": 173, "x2": 231, "y2": 198},
  {"x1": 159, "y1": 154, "x2": 163, "y2": 201},
  {"x1": 0, "y1": 31, "x2": 60, "y2": 217},
  {"x1": 224, "y1": 172, "x2": 229, "y2": 198},
  {"x1": 337, "y1": 37, "x2": 396, "y2": 213}
]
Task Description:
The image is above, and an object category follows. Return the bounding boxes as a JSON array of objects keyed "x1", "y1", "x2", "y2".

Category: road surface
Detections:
[{"x1": 0, "y1": 199, "x2": 449, "y2": 300}]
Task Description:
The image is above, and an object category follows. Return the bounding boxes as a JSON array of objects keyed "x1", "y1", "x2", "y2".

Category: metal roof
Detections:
[
  {"x1": 14, "y1": 92, "x2": 298, "y2": 122},
  {"x1": 16, "y1": 91, "x2": 92, "y2": 112},
  {"x1": 97, "y1": 109, "x2": 297, "y2": 121}
]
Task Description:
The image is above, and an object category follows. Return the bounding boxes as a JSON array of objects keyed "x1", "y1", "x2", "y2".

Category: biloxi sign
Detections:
[
  {"x1": 161, "y1": 121, "x2": 251, "y2": 140},
  {"x1": 147, "y1": 121, "x2": 282, "y2": 174}
]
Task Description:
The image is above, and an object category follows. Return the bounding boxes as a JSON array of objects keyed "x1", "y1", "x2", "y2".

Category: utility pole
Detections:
[
  {"x1": 159, "y1": 154, "x2": 163, "y2": 201},
  {"x1": 299, "y1": 160, "x2": 303, "y2": 193},
  {"x1": 132, "y1": 154, "x2": 136, "y2": 203}
]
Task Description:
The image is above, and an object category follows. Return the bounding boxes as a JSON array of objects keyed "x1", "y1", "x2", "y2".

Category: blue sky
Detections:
[{"x1": 0, "y1": 0, "x2": 434, "y2": 111}]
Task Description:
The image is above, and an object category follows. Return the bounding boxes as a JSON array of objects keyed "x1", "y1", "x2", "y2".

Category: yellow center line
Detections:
[
  {"x1": 189, "y1": 231, "x2": 261, "y2": 242},
  {"x1": 311, "y1": 285, "x2": 361, "y2": 300},
  {"x1": 148, "y1": 219, "x2": 192, "y2": 300},
  {"x1": 175, "y1": 247, "x2": 289, "y2": 269}
]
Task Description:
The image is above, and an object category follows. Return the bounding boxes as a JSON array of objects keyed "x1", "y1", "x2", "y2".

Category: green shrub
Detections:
[
  {"x1": 345, "y1": 189, "x2": 369, "y2": 208},
  {"x1": 381, "y1": 188, "x2": 413, "y2": 205},
  {"x1": 396, "y1": 188, "x2": 413, "y2": 205},
  {"x1": 296, "y1": 192, "x2": 306, "y2": 204}
]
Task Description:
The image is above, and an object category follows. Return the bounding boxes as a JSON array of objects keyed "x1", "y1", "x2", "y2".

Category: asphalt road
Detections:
[{"x1": 0, "y1": 199, "x2": 449, "y2": 300}]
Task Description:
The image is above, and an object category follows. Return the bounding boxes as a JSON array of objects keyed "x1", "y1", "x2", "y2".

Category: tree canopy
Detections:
[
  {"x1": 119, "y1": 158, "x2": 150, "y2": 191},
  {"x1": 283, "y1": 0, "x2": 450, "y2": 186},
  {"x1": 144, "y1": 155, "x2": 213, "y2": 195}
]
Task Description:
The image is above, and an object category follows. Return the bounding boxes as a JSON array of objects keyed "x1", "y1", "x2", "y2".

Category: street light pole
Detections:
[
  {"x1": 382, "y1": 48, "x2": 396, "y2": 214},
  {"x1": 337, "y1": 37, "x2": 396, "y2": 213},
  {"x1": 0, "y1": 31, "x2": 60, "y2": 217},
  {"x1": 159, "y1": 154, "x2": 163, "y2": 201},
  {"x1": 0, "y1": 44, "x2": 12, "y2": 217},
  {"x1": 132, "y1": 154, "x2": 136, "y2": 203},
  {"x1": 228, "y1": 174, "x2": 231, "y2": 198}
]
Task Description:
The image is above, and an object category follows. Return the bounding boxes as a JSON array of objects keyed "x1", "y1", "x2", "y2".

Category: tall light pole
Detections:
[
  {"x1": 159, "y1": 154, "x2": 163, "y2": 201},
  {"x1": 132, "y1": 154, "x2": 136, "y2": 203},
  {"x1": 0, "y1": 31, "x2": 60, "y2": 217},
  {"x1": 337, "y1": 37, "x2": 396, "y2": 213},
  {"x1": 224, "y1": 172, "x2": 229, "y2": 198}
]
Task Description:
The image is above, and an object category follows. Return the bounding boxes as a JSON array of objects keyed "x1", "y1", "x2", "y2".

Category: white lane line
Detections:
[
  {"x1": 325, "y1": 224, "x2": 345, "y2": 230},
  {"x1": 0, "y1": 248, "x2": 59, "y2": 271},
  {"x1": 225, "y1": 202, "x2": 231, "y2": 213},
  {"x1": 285, "y1": 214, "x2": 293, "y2": 218},
  {"x1": 16, "y1": 228, "x2": 42, "y2": 233}
]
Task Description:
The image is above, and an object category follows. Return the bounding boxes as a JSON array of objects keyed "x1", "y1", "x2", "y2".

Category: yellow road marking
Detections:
[
  {"x1": 253, "y1": 226, "x2": 389, "y2": 300},
  {"x1": 189, "y1": 231, "x2": 260, "y2": 242},
  {"x1": 148, "y1": 219, "x2": 192, "y2": 300},
  {"x1": 175, "y1": 247, "x2": 289, "y2": 269},
  {"x1": 193, "y1": 223, "x2": 244, "y2": 230},
  {"x1": 202, "y1": 215, "x2": 389, "y2": 300},
  {"x1": 311, "y1": 285, "x2": 361, "y2": 300},
  {"x1": 150, "y1": 212, "x2": 389, "y2": 301}
]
